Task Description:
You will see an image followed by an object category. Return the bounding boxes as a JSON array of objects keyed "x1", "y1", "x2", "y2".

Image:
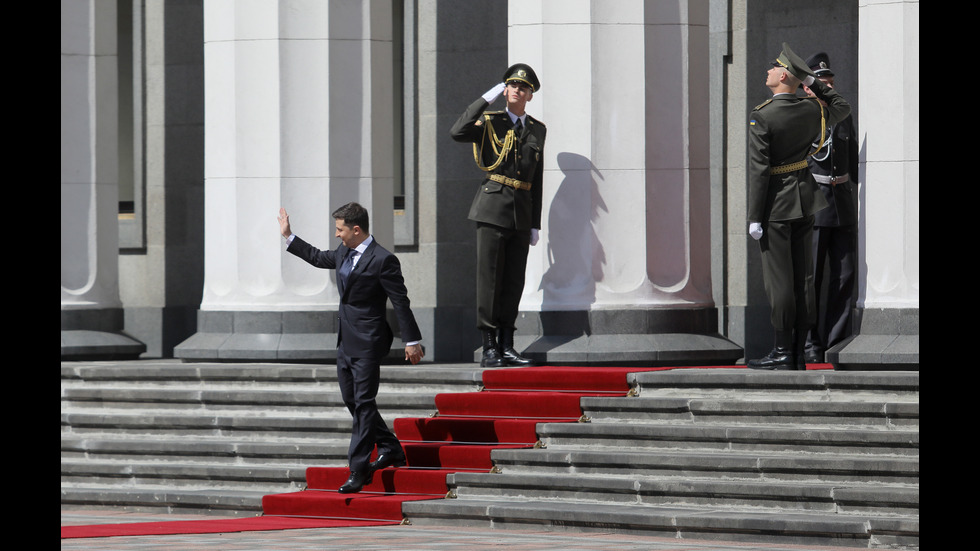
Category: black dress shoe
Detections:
[
  {"x1": 502, "y1": 347, "x2": 534, "y2": 366},
  {"x1": 370, "y1": 451, "x2": 406, "y2": 471},
  {"x1": 480, "y1": 330, "x2": 505, "y2": 367},
  {"x1": 748, "y1": 347, "x2": 796, "y2": 370},
  {"x1": 499, "y1": 328, "x2": 534, "y2": 366},
  {"x1": 338, "y1": 470, "x2": 373, "y2": 494},
  {"x1": 481, "y1": 348, "x2": 506, "y2": 367}
]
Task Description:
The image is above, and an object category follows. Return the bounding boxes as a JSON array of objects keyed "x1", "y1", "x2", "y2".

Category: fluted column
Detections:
[
  {"x1": 61, "y1": 0, "x2": 145, "y2": 359},
  {"x1": 512, "y1": 0, "x2": 739, "y2": 364},
  {"x1": 835, "y1": 0, "x2": 919, "y2": 369},
  {"x1": 177, "y1": 0, "x2": 396, "y2": 361}
]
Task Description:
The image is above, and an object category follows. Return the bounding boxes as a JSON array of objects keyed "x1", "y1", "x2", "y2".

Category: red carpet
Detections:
[
  {"x1": 256, "y1": 365, "x2": 659, "y2": 524},
  {"x1": 62, "y1": 363, "x2": 832, "y2": 538}
]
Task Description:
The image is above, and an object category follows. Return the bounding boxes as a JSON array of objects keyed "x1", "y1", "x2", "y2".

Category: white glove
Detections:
[
  {"x1": 482, "y1": 82, "x2": 506, "y2": 104},
  {"x1": 803, "y1": 75, "x2": 815, "y2": 87},
  {"x1": 749, "y1": 222, "x2": 763, "y2": 240},
  {"x1": 530, "y1": 228, "x2": 539, "y2": 246}
]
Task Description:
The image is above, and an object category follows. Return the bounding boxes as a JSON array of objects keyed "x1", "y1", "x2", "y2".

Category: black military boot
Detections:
[
  {"x1": 795, "y1": 327, "x2": 809, "y2": 371},
  {"x1": 499, "y1": 328, "x2": 534, "y2": 367},
  {"x1": 480, "y1": 330, "x2": 505, "y2": 368},
  {"x1": 748, "y1": 331, "x2": 796, "y2": 370}
]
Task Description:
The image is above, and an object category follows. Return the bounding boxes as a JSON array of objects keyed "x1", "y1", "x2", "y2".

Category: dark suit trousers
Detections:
[
  {"x1": 476, "y1": 223, "x2": 530, "y2": 331},
  {"x1": 806, "y1": 224, "x2": 857, "y2": 353},
  {"x1": 336, "y1": 344, "x2": 402, "y2": 472},
  {"x1": 759, "y1": 217, "x2": 816, "y2": 335}
]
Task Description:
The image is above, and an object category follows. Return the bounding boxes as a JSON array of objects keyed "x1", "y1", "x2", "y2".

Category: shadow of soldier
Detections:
[{"x1": 528, "y1": 152, "x2": 607, "y2": 356}]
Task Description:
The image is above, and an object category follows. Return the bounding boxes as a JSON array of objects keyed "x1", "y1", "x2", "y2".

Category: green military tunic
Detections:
[
  {"x1": 451, "y1": 97, "x2": 547, "y2": 332},
  {"x1": 747, "y1": 77, "x2": 850, "y2": 335},
  {"x1": 451, "y1": 97, "x2": 546, "y2": 231}
]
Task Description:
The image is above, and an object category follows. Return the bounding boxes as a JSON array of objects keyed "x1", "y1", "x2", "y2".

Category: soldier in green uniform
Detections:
[
  {"x1": 747, "y1": 44, "x2": 851, "y2": 370},
  {"x1": 450, "y1": 63, "x2": 546, "y2": 367}
]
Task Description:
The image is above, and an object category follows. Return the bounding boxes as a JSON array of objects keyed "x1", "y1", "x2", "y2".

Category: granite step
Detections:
[
  {"x1": 402, "y1": 497, "x2": 918, "y2": 549},
  {"x1": 443, "y1": 471, "x2": 918, "y2": 516},
  {"x1": 60, "y1": 360, "x2": 482, "y2": 514}
]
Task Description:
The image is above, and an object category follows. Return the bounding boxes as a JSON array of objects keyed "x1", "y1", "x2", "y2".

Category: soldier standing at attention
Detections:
[
  {"x1": 746, "y1": 44, "x2": 851, "y2": 370},
  {"x1": 802, "y1": 52, "x2": 859, "y2": 364},
  {"x1": 450, "y1": 64, "x2": 545, "y2": 367}
]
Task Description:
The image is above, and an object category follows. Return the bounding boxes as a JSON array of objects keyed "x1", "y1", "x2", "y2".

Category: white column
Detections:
[
  {"x1": 61, "y1": 0, "x2": 121, "y2": 312},
  {"x1": 512, "y1": 0, "x2": 713, "y2": 311},
  {"x1": 858, "y1": 0, "x2": 919, "y2": 310},
  {"x1": 62, "y1": 0, "x2": 145, "y2": 358},
  {"x1": 201, "y1": 0, "x2": 395, "y2": 313},
  {"x1": 830, "y1": 0, "x2": 918, "y2": 368}
]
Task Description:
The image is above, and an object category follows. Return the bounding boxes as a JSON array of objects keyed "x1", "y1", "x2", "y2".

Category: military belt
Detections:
[
  {"x1": 770, "y1": 159, "x2": 809, "y2": 175},
  {"x1": 813, "y1": 173, "x2": 850, "y2": 185},
  {"x1": 488, "y1": 173, "x2": 532, "y2": 191}
]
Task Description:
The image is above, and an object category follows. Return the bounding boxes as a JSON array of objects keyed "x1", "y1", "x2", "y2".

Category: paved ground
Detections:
[{"x1": 61, "y1": 509, "x2": 862, "y2": 551}]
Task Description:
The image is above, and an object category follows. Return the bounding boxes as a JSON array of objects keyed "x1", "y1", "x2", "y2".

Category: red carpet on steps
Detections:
[
  {"x1": 62, "y1": 363, "x2": 832, "y2": 538},
  {"x1": 255, "y1": 364, "x2": 643, "y2": 525}
]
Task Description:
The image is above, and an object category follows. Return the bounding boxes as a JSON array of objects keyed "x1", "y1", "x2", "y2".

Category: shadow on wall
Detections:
[{"x1": 537, "y1": 152, "x2": 606, "y2": 344}]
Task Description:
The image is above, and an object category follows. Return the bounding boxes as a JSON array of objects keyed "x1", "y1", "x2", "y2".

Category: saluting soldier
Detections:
[
  {"x1": 450, "y1": 63, "x2": 545, "y2": 367},
  {"x1": 746, "y1": 43, "x2": 850, "y2": 370},
  {"x1": 802, "y1": 52, "x2": 859, "y2": 364}
]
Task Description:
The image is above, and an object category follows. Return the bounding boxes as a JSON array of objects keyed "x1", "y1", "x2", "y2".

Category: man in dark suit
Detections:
[
  {"x1": 802, "y1": 52, "x2": 859, "y2": 364},
  {"x1": 746, "y1": 43, "x2": 850, "y2": 370},
  {"x1": 278, "y1": 203, "x2": 423, "y2": 493},
  {"x1": 450, "y1": 63, "x2": 545, "y2": 367}
]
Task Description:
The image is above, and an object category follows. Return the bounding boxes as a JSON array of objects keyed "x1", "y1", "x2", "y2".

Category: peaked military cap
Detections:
[
  {"x1": 805, "y1": 52, "x2": 835, "y2": 77},
  {"x1": 503, "y1": 63, "x2": 540, "y2": 92},
  {"x1": 772, "y1": 42, "x2": 816, "y2": 82}
]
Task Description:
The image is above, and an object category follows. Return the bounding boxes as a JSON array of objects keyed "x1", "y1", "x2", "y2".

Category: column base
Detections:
[
  {"x1": 173, "y1": 310, "x2": 416, "y2": 363},
  {"x1": 61, "y1": 308, "x2": 146, "y2": 361},
  {"x1": 830, "y1": 307, "x2": 919, "y2": 371},
  {"x1": 472, "y1": 308, "x2": 743, "y2": 367}
]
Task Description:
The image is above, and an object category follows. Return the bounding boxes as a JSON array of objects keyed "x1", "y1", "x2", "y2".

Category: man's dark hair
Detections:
[{"x1": 332, "y1": 202, "x2": 370, "y2": 233}]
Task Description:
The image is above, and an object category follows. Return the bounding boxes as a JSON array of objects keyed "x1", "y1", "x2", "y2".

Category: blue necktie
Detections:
[{"x1": 339, "y1": 249, "x2": 354, "y2": 293}]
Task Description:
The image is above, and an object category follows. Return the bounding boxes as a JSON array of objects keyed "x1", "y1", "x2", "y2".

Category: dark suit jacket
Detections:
[
  {"x1": 287, "y1": 236, "x2": 422, "y2": 360},
  {"x1": 450, "y1": 98, "x2": 546, "y2": 231},
  {"x1": 747, "y1": 79, "x2": 850, "y2": 224}
]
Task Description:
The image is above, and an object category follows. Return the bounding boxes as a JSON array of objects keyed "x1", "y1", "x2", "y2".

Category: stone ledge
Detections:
[
  {"x1": 831, "y1": 308, "x2": 919, "y2": 371},
  {"x1": 475, "y1": 333, "x2": 742, "y2": 366},
  {"x1": 832, "y1": 334, "x2": 919, "y2": 371},
  {"x1": 174, "y1": 310, "x2": 419, "y2": 363},
  {"x1": 61, "y1": 330, "x2": 146, "y2": 361}
]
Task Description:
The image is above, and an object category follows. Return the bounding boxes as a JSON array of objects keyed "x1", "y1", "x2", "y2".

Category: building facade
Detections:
[{"x1": 61, "y1": 0, "x2": 918, "y2": 369}]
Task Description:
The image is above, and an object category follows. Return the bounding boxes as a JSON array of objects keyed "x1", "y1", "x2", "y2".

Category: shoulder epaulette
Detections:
[
  {"x1": 476, "y1": 111, "x2": 506, "y2": 126},
  {"x1": 753, "y1": 99, "x2": 773, "y2": 111}
]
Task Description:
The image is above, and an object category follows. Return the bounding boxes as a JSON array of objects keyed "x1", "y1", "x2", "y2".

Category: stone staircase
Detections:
[
  {"x1": 60, "y1": 360, "x2": 483, "y2": 515},
  {"x1": 61, "y1": 362, "x2": 919, "y2": 549},
  {"x1": 402, "y1": 369, "x2": 919, "y2": 550}
]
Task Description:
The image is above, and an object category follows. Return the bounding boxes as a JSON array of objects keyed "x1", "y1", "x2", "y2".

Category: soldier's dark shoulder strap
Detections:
[
  {"x1": 525, "y1": 113, "x2": 546, "y2": 130},
  {"x1": 476, "y1": 110, "x2": 507, "y2": 126}
]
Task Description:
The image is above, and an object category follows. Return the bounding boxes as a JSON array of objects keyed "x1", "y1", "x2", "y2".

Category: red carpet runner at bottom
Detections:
[{"x1": 62, "y1": 363, "x2": 831, "y2": 538}]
